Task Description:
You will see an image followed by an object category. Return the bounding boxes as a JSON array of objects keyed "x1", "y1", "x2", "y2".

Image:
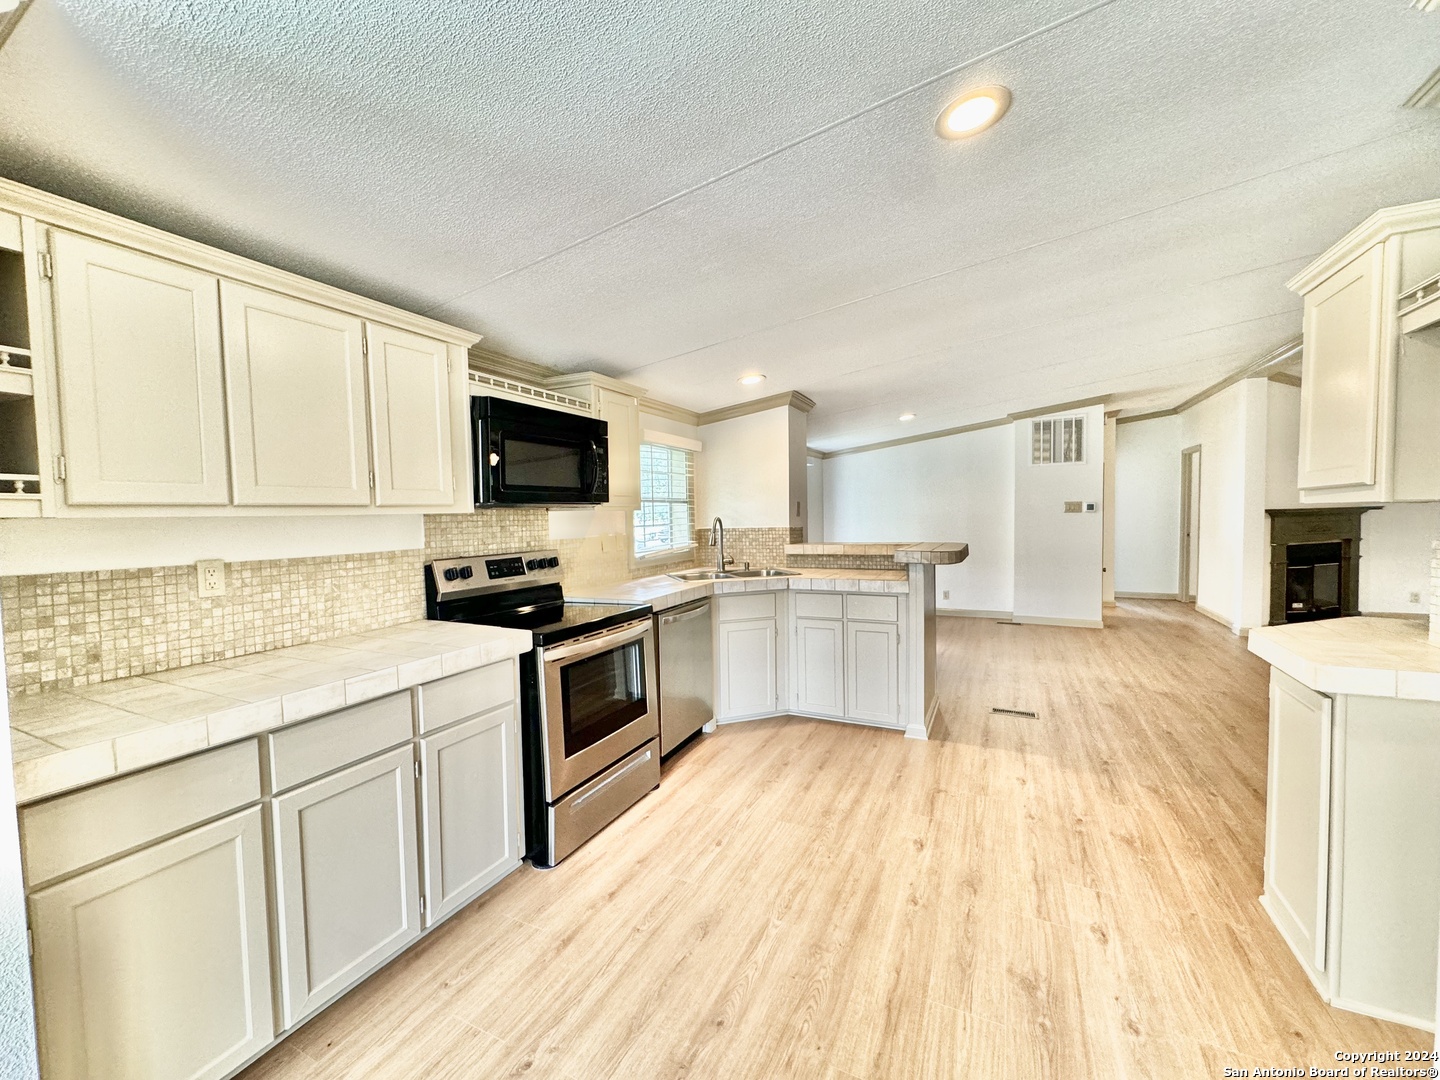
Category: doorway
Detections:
[{"x1": 1178, "y1": 446, "x2": 1201, "y2": 603}]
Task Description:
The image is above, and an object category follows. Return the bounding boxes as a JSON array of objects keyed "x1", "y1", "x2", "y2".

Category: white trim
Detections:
[
  {"x1": 641, "y1": 429, "x2": 702, "y2": 453},
  {"x1": 937, "y1": 607, "x2": 1014, "y2": 619},
  {"x1": 1012, "y1": 615, "x2": 1105, "y2": 629}
]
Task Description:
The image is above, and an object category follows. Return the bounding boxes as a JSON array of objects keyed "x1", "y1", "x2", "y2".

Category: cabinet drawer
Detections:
[
  {"x1": 845, "y1": 594, "x2": 899, "y2": 622},
  {"x1": 715, "y1": 592, "x2": 776, "y2": 621},
  {"x1": 268, "y1": 691, "x2": 413, "y2": 793},
  {"x1": 416, "y1": 661, "x2": 515, "y2": 734},
  {"x1": 794, "y1": 593, "x2": 843, "y2": 620},
  {"x1": 21, "y1": 739, "x2": 261, "y2": 888}
]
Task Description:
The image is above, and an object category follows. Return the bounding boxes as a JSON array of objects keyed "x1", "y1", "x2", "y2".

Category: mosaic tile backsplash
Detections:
[{"x1": 2, "y1": 551, "x2": 426, "y2": 696}]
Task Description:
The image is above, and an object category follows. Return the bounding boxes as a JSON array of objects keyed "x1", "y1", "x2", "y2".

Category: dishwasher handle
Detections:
[{"x1": 660, "y1": 599, "x2": 711, "y2": 625}]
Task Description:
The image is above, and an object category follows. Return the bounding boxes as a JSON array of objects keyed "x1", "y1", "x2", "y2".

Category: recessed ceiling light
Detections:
[
  {"x1": 899, "y1": 413, "x2": 916, "y2": 422},
  {"x1": 935, "y1": 86, "x2": 1011, "y2": 139},
  {"x1": 738, "y1": 373, "x2": 767, "y2": 386}
]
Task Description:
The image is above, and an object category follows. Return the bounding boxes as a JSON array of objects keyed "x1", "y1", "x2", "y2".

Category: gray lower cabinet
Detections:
[
  {"x1": 271, "y1": 744, "x2": 422, "y2": 1028},
  {"x1": 28, "y1": 807, "x2": 274, "y2": 1080},
  {"x1": 419, "y1": 704, "x2": 521, "y2": 926}
]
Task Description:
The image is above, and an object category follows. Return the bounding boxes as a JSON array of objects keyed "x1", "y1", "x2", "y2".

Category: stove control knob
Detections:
[
  {"x1": 443, "y1": 567, "x2": 461, "y2": 582},
  {"x1": 458, "y1": 565, "x2": 474, "y2": 580}
]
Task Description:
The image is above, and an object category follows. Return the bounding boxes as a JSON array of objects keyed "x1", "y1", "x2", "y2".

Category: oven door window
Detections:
[
  {"x1": 560, "y1": 640, "x2": 647, "y2": 757},
  {"x1": 501, "y1": 434, "x2": 588, "y2": 493}
]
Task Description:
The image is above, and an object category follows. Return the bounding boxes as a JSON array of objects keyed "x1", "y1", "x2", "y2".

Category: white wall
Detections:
[
  {"x1": 1012, "y1": 405, "x2": 1106, "y2": 626},
  {"x1": 1360, "y1": 503, "x2": 1440, "y2": 615},
  {"x1": 823, "y1": 423, "x2": 1014, "y2": 614},
  {"x1": 805, "y1": 454, "x2": 824, "y2": 541},
  {"x1": 0, "y1": 607, "x2": 39, "y2": 1080},
  {"x1": 1178, "y1": 378, "x2": 1270, "y2": 633},
  {"x1": 697, "y1": 406, "x2": 794, "y2": 528},
  {"x1": 1114, "y1": 414, "x2": 1183, "y2": 596},
  {"x1": 0, "y1": 515, "x2": 424, "y2": 575}
]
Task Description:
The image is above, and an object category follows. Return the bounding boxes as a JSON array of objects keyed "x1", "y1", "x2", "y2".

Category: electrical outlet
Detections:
[{"x1": 196, "y1": 559, "x2": 226, "y2": 598}]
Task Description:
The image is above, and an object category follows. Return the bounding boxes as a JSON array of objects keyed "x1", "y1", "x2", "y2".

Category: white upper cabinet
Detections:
[
  {"x1": 595, "y1": 385, "x2": 641, "y2": 509},
  {"x1": 365, "y1": 321, "x2": 455, "y2": 507},
  {"x1": 1290, "y1": 199, "x2": 1440, "y2": 504},
  {"x1": 48, "y1": 230, "x2": 230, "y2": 505},
  {"x1": 221, "y1": 281, "x2": 371, "y2": 506}
]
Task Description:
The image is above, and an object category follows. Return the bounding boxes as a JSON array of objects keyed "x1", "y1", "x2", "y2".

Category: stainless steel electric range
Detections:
[{"x1": 425, "y1": 549, "x2": 659, "y2": 868}]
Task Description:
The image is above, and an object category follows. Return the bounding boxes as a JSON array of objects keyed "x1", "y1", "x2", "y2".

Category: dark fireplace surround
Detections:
[{"x1": 1266, "y1": 507, "x2": 1376, "y2": 626}]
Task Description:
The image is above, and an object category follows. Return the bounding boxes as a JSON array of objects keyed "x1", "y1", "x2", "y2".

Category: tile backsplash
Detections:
[{"x1": 2, "y1": 551, "x2": 425, "y2": 696}]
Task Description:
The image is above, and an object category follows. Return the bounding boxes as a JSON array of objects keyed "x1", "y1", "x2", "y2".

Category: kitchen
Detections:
[{"x1": 0, "y1": 2, "x2": 1439, "y2": 1078}]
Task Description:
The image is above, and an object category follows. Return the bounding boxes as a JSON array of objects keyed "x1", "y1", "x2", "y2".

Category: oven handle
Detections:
[
  {"x1": 540, "y1": 618, "x2": 651, "y2": 665},
  {"x1": 571, "y1": 748, "x2": 654, "y2": 811}
]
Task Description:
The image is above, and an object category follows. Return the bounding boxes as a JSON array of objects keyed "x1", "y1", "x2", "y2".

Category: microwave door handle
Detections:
[{"x1": 585, "y1": 440, "x2": 600, "y2": 495}]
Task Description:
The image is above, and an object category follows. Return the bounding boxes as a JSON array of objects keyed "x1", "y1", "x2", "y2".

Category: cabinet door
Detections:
[
  {"x1": 595, "y1": 386, "x2": 640, "y2": 509},
  {"x1": 220, "y1": 281, "x2": 370, "y2": 505},
  {"x1": 366, "y1": 322, "x2": 455, "y2": 506},
  {"x1": 795, "y1": 617, "x2": 845, "y2": 718},
  {"x1": 1263, "y1": 671, "x2": 1332, "y2": 980},
  {"x1": 419, "y1": 705, "x2": 521, "y2": 927},
  {"x1": 716, "y1": 617, "x2": 777, "y2": 719},
  {"x1": 48, "y1": 230, "x2": 229, "y2": 505},
  {"x1": 29, "y1": 808, "x2": 273, "y2": 1080},
  {"x1": 845, "y1": 621, "x2": 901, "y2": 726},
  {"x1": 1297, "y1": 245, "x2": 1386, "y2": 491},
  {"x1": 272, "y1": 745, "x2": 421, "y2": 1028}
]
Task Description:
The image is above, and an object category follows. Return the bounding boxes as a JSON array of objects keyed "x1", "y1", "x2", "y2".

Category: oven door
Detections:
[{"x1": 537, "y1": 618, "x2": 657, "y2": 801}]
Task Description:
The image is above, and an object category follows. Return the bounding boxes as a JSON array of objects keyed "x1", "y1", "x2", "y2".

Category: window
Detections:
[
  {"x1": 633, "y1": 442, "x2": 695, "y2": 558},
  {"x1": 1031, "y1": 415, "x2": 1085, "y2": 464}
]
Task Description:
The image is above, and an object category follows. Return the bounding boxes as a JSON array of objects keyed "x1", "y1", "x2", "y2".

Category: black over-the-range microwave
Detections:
[{"x1": 472, "y1": 396, "x2": 610, "y2": 507}]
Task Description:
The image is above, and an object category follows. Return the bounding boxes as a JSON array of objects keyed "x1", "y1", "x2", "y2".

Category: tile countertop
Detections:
[
  {"x1": 782, "y1": 542, "x2": 970, "y2": 565},
  {"x1": 1247, "y1": 616, "x2": 1440, "y2": 702},
  {"x1": 7, "y1": 620, "x2": 533, "y2": 805},
  {"x1": 570, "y1": 568, "x2": 910, "y2": 613}
]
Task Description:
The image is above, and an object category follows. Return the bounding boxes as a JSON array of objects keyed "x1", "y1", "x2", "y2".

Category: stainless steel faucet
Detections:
[{"x1": 710, "y1": 517, "x2": 732, "y2": 572}]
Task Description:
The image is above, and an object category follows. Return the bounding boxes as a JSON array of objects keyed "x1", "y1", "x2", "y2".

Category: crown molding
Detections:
[
  {"x1": 1405, "y1": 65, "x2": 1440, "y2": 107},
  {"x1": 0, "y1": 1, "x2": 31, "y2": 52},
  {"x1": 697, "y1": 390, "x2": 815, "y2": 426},
  {"x1": 1006, "y1": 395, "x2": 1109, "y2": 421},
  {"x1": 0, "y1": 175, "x2": 481, "y2": 347},
  {"x1": 466, "y1": 346, "x2": 562, "y2": 384},
  {"x1": 1287, "y1": 198, "x2": 1440, "y2": 295},
  {"x1": 815, "y1": 416, "x2": 1010, "y2": 458},
  {"x1": 638, "y1": 398, "x2": 701, "y2": 427}
]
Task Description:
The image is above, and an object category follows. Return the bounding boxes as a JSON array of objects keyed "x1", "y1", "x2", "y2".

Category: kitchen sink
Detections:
[{"x1": 718, "y1": 568, "x2": 800, "y2": 578}]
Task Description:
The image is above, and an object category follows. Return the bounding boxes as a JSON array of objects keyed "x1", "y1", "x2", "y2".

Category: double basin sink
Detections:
[{"x1": 668, "y1": 567, "x2": 799, "y2": 581}]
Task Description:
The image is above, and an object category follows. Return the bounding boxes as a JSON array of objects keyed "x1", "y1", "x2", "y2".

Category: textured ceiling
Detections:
[{"x1": 0, "y1": 0, "x2": 1436, "y2": 451}]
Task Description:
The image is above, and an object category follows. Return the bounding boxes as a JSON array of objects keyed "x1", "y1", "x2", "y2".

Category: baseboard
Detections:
[
  {"x1": 1115, "y1": 591, "x2": 1181, "y2": 600},
  {"x1": 1011, "y1": 615, "x2": 1104, "y2": 629},
  {"x1": 937, "y1": 607, "x2": 1012, "y2": 619},
  {"x1": 905, "y1": 695, "x2": 941, "y2": 741}
]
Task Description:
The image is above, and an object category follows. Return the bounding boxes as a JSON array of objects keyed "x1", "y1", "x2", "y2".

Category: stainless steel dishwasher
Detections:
[{"x1": 656, "y1": 598, "x2": 714, "y2": 756}]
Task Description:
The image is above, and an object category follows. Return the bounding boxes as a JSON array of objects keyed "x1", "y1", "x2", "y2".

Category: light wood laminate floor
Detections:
[{"x1": 238, "y1": 601, "x2": 1429, "y2": 1079}]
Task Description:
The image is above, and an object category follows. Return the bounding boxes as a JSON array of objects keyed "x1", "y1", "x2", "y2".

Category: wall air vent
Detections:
[
  {"x1": 1030, "y1": 415, "x2": 1085, "y2": 465},
  {"x1": 468, "y1": 372, "x2": 592, "y2": 413}
]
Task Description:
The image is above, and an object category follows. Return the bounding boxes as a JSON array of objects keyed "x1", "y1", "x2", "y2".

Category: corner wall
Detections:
[
  {"x1": 1012, "y1": 404, "x2": 1106, "y2": 626},
  {"x1": 822, "y1": 423, "x2": 1015, "y2": 615}
]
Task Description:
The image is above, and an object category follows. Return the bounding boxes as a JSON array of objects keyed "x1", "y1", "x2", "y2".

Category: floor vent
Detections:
[{"x1": 991, "y1": 707, "x2": 1039, "y2": 719}]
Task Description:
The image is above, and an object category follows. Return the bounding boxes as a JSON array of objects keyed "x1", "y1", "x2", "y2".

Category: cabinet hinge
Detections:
[
  {"x1": 54, "y1": 454, "x2": 66, "y2": 482},
  {"x1": 37, "y1": 251, "x2": 53, "y2": 280}
]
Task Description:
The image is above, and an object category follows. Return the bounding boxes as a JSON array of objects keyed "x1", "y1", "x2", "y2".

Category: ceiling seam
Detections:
[
  {"x1": 621, "y1": 123, "x2": 1432, "y2": 374},
  {"x1": 416, "y1": 0, "x2": 1125, "y2": 317}
]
